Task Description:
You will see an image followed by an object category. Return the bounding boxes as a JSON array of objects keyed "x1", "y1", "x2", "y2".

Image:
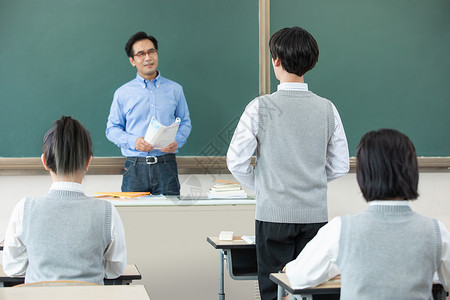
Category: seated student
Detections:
[
  {"x1": 2, "y1": 116, "x2": 127, "y2": 285},
  {"x1": 284, "y1": 128, "x2": 450, "y2": 299}
]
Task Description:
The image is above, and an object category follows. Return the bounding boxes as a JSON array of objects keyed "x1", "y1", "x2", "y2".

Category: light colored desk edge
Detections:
[
  {"x1": 1, "y1": 156, "x2": 449, "y2": 176},
  {"x1": 208, "y1": 236, "x2": 255, "y2": 245},
  {"x1": 0, "y1": 264, "x2": 140, "y2": 278}
]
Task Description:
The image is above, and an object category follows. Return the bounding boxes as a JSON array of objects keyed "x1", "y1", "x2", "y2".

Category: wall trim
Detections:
[
  {"x1": 259, "y1": 0, "x2": 271, "y2": 95},
  {"x1": 0, "y1": 156, "x2": 449, "y2": 176}
]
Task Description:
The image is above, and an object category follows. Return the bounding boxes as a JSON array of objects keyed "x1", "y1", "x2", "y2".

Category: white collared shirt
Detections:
[
  {"x1": 227, "y1": 82, "x2": 350, "y2": 190},
  {"x1": 285, "y1": 201, "x2": 450, "y2": 291},
  {"x1": 2, "y1": 182, "x2": 127, "y2": 279}
]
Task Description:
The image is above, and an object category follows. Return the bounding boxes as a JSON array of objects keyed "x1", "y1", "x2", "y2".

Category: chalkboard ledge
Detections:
[{"x1": 0, "y1": 156, "x2": 449, "y2": 176}]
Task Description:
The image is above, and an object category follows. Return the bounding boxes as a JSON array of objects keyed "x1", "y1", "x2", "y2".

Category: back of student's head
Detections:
[
  {"x1": 356, "y1": 128, "x2": 419, "y2": 201},
  {"x1": 125, "y1": 31, "x2": 158, "y2": 58},
  {"x1": 43, "y1": 116, "x2": 93, "y2": 175},
  {"x1": 269, "y1": 26, "x2": 319, "y2": 77}
]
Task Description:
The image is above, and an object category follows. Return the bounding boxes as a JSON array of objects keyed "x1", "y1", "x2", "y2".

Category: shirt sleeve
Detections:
[
  {"x1": 285, "y1": 217, "x2": 341, "y2": 289},
  {"x1": 326, "y1": 104, "x2": 350, "y2": 182},
  {"x1": 226, "y1": 98, "x2": 259, "y2": 190},
  {"x1": 106, "y1": 91, "x2": 140, "y2": 151},
  {"x1": 2, "y1": 199, "x2": 28, "y2": 276},
  {"x1": 104, "y1": 205, "x2": 127, "y2": 279},
  {"x1": 174, "y1": 87, "x2": 192, "y2": 148},
  {"x1": 436, "y1": 220, "x2": 450, "y2": 291}
]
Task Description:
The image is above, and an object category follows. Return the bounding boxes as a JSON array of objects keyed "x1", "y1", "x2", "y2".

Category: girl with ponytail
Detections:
[{"x1": 3, "y1": 116, "x2": 127, "y2": 285}]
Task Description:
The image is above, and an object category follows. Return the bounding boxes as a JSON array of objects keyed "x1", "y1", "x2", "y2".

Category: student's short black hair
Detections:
[
  {"x1": 125, "y1": 31, "x2": 158, "y2": 58},
  {"x1": 356, "y1": 129, "x2": 419, "y2": 201},
  {"x1": 43, "y1": 116, "x2": 93, "y2": 175},
  {"x1": 269, "y1": 26, "x2": 319, "y2": 77}
]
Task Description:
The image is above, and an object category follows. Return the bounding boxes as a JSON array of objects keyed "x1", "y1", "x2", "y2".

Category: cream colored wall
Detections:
[{"x1": 1, "y1": 172, "x2": 449, "y2": 300}]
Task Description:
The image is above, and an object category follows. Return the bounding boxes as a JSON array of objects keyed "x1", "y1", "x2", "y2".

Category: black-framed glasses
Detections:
[{"x1": 133, "y1": 49, "x2": 157, "y2": 59}]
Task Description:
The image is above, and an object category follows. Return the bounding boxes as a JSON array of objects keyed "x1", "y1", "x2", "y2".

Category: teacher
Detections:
[{"x1": 106, "y1": 31, "x2": 192, "y2": 195}]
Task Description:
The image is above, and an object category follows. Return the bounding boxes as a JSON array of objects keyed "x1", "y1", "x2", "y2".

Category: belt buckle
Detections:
[{"x1": 145, "y1": 156, "x2": 158, "y2": 164}]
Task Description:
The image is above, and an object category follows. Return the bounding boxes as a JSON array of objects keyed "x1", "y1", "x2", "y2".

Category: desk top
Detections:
[
  {"x1": 0, "y1": 284, "x2": 150, "y2": 300},
  {"x1": 0, "y1": 264, "x2": 141, "y2": 283},
  {"x1": 104, "y1": 196, "x2": 255, "y2": 207},
  {"x1": 207, "y1": 236, "x2": 256, "y2": 249},
  {"x1": 270, "y1": 273, "x2": 340, "y2": 295}
]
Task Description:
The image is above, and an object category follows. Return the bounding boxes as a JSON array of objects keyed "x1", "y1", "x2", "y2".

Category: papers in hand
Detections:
[
  {"x1": 207, "y1": 179, "x2": 247, "y2": 199},
  {"x1": 144, "y1": 117, "x2": 181, "y2": 149}
]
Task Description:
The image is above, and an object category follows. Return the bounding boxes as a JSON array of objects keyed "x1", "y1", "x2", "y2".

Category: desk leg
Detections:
[
  {"x1": 277, "y1": 284, "x2": 284, "y2": 300},
  {"x1": 219, "y1": 250, "x2": 225, "y2": 300}
]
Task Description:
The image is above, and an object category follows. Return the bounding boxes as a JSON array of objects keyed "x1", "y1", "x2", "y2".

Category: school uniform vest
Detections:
[
  {"x1": 255, "y1": 90, "x2": 334, "y2": 223},
  {"x1": 336, "y1": 205, "x2": 441, "y2": 300},
  {"x1": 21, "y1": 190, "x2": 112, "y2": 285}
]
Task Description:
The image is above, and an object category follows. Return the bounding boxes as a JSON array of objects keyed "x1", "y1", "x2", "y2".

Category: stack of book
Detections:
[{"x1": 207, "y1": 180, "x2": 247, "y2": 199}]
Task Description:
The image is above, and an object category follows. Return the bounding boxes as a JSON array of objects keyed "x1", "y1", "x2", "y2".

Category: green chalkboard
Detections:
[
  {"x1": 1, "y1": 0, "x2": 449, "y2": 157},
  {"x1": 0, "y1": 0, "x2": 258, "y2": 157},
  {"x1": 271, "y1": 0, "x2": 450, "y2": 156}
]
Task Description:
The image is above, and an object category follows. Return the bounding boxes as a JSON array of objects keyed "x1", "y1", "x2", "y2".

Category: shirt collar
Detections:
[
  {"x1": 50, "y1": 182, "x2": 84, "y2": 193},
  {"x1": 369, "y1": 200, "x2": 410, "y2": 206},
  {"x1": 277, "y1": 82, "x2": 309, "y2": 91},
  {"x1": 136, "y1": 72, "x2": 161, "y2": 88}
]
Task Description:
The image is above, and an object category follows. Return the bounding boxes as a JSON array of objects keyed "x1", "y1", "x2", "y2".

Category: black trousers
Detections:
[{"x1": 255, "y1": 220, "x2": 327, "y2": 300}]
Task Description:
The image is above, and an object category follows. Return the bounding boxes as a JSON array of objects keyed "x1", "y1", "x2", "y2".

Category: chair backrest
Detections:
[{"x1": 14, "y1": 280, "x2": 100, "y2": 287}]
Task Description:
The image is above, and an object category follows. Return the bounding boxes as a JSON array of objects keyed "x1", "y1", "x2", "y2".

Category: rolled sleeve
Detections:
[
  {"x1": 2, "y1": 199, "x2": 28, "y2": 277},
  {"x1": 227, "y1": 99, "x2": 259, "y2": 190},
  {"x1": 174, "y1": 87, "x2": 192, "y2": 148},
  {"x1": 104, "y1": 206, "x2": 127, "y2": 279}
]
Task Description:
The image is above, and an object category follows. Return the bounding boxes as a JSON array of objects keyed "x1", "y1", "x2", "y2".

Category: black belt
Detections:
[{"x1": 130, "y1": 154, "x2": 176, "y2": 165}]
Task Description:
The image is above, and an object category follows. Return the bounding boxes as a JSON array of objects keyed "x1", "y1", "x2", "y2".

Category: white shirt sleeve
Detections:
[
  {"x1": 285, "y1": 217, "x2": 341, "y2": 289},
  {"x1": 2, "y1": 199, "x2": 28, "y2": 276},
  {"x1": 226, "y1": 98, "x2": 259, "y2": 190},
  {"x1": 104, "y1": 205, "x2": 127, "y2": 278},
  {"x1": 326, "y1": 104, "x2": 350, "y2": 182},
  {"x1": 436, "y1": 220, "x2": 450, "y2": 291}
]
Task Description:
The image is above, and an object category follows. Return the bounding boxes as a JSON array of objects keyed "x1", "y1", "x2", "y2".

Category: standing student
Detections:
[
  {"x1": 2, "y1": 116, "x2": 127, "y2": 285},
  {"x1": 106, "y1": 31, "x2": 192, "y2": 195},
  {"x1": 285, "y1": 129, "x2": 450, "y2": 299},
  {"x1": 227, "y1": 26, "x2": 349, "y2": 300}
]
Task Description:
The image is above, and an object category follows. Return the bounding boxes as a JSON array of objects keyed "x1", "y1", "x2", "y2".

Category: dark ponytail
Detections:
[{"x1": 43, "y1": 116, "x2": 93, "y2": 175}]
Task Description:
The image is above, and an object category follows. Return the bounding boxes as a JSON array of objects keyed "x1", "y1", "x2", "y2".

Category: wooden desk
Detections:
[
  {"x1": 0, "y1": 284, "x2": 150, "y2": 300},
  {"x1": 270, "y1": 272, "x2": 448, "y2": 300},
  {"x1": 0, "y1": 264, "x2": 141, "y2": 287},
  {"x1": 207, "y1": 236, "x2": 257, "y2": 300}
]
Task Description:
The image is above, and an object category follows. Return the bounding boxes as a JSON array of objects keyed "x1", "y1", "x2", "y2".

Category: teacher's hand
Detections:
[
  {"x1": 161, "y1": 141, "x2": 177, "y2": 153},
  {"x1": 136, "y1": 137, "x2": 154, "y2": 152}
]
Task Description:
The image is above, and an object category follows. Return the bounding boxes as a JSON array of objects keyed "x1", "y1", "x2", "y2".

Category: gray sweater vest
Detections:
[
  {"x1": 336, "y1": 205, "x2": 441, "y2": 300},
  {"x1": 255, "y1": 90, "x2": 334, "y2": 223},
  {"x1": 22, "y1": 190, "x2": 112, "y2": 285}
]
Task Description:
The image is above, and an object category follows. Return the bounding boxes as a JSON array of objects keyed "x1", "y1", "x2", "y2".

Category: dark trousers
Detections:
[
  {"x1": 121, "y1": 155, "x2": 180, "y2": 195},
  {"x1": 256, "y1": 220, "x2": 327, "y2": 300}
]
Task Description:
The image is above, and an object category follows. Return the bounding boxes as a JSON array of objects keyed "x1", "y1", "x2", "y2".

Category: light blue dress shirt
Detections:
[{"x1": 106, "y1": 72, "x2": 192, "y2": 157}]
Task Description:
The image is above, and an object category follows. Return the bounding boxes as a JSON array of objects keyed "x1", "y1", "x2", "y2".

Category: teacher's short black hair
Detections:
[
  {"x1": 356, "y1": 128, "x2": 419, "y2": 201},
  {"x1": 269, "y1": 26, "x2": 319, "y2": 77},
  {"x1": 125, "y1": 31, "x2": 158, "y2": 58}
]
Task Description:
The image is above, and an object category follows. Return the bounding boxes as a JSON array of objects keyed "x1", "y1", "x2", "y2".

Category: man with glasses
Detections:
[{"x1": 106, "y1": 31, "x2": 192, "y2": 195}]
